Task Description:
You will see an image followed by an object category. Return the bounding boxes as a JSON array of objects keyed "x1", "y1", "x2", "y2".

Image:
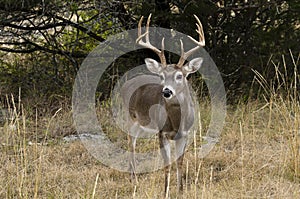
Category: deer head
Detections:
[{"x1": 136, "y1": 14, "x2": 205, "y2": 100}]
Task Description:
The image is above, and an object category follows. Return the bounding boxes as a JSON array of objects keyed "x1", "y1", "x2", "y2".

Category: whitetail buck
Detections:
[{"x1": 122, "y1": 14, "x2": 205, "y2": 197}]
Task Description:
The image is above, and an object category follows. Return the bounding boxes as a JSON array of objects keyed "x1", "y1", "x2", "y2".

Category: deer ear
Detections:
[
  {"x1": 183, "y1": 57, "x2": 203, "y2": 75},
  {"x1": 145, "y1": 58, "x2": 161, "y2": 74}
]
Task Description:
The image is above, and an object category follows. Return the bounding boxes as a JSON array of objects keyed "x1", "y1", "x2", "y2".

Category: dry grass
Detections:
[
  {"x1": 1, "y1": 53, "x2": 299, "y2": 198},
  {"x1": 1, "y1": 98, "x2": 299, "y2": 199}
]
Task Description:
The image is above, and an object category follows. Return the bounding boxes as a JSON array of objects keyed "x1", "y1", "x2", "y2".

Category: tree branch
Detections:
[
  {"x1": 54, "y1": 15, "x2": 105, "y2": 42},
  {"x1": 2, "y1": 21, "x2": 68, "y2": 31}
]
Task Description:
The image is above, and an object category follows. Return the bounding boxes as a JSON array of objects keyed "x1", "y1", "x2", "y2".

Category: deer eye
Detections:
[{"x1": 176, "y1": 74, "x2": 183, "y2": 80}]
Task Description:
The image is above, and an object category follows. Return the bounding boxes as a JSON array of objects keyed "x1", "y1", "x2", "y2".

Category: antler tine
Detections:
[
  {"x1": 178, "y1": 39, "x2": 185, "y2": 66},
  {"x1": 177, "y1": 15, "x2": 205, "y2": 68},
  {"x1": 136, "y1": 14, "x2": 167, "y2": 67},
  {"x1": 193, "y1": 14, "x2": 205, "y2": 46},
  {"x1": 137, "y1": 16, "x2": 144, "y2": 39},
  {"x1": 145, "y1": 14, "x2": 151, "y2": 43}
]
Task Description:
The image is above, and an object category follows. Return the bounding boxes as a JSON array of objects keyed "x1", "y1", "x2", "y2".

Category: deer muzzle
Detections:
[{"x1": 162, "y1": 87, "x2": 173, "y2": 99}]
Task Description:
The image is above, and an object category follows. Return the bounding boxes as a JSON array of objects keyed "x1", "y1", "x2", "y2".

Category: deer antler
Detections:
[
  {"x1": 136, "y1": 14, "x2": 167, "y2": 67},
  {"x1": 177, "y1": 15, "x2": 205, "y2": 68}
]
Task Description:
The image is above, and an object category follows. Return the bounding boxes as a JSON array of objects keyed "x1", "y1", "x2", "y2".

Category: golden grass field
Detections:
[{"x1": 0, "y1": 55, "x2": 299, "y2": 198}]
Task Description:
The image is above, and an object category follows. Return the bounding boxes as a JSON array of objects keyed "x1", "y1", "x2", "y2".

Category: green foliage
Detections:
[
  {"x1": 0, "y1": 52, "x2": 73, "y2": 108},
  {"x1": 0, "y1": 0, "x2": 299, "y2": 103}
]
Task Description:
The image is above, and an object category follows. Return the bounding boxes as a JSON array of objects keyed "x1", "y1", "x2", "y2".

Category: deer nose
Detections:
[{"x1": 162, "y1": 88, "x2": 173, "y2": 98}]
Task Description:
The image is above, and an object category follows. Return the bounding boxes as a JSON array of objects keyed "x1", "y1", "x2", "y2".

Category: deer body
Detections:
[
  {"x1": 122, "y1": 14, "x2": 205, "y2": 197},
  {"x1": 129, "y1": 71, "x2": 195, "y2": 137}
]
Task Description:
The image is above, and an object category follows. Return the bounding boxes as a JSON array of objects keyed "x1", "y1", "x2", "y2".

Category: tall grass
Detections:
[{"x1": 252, "y1": 51, "x2": 300, "y2": 181}]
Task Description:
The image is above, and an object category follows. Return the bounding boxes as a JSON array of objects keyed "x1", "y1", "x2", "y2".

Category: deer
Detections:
[{"x1": 121, "y1": 14, "x2": 205, "y2": 197}]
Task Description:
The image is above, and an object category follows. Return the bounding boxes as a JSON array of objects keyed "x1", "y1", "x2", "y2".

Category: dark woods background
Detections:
[{"x1": 0, "y1": 0, "x2": 299, "y2": 109}]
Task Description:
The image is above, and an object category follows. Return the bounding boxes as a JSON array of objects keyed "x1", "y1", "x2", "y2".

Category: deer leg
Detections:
[
  {"x1": 159, "y1": 132, "x2": 171, "y2": 198},
  {"x1": 175, "y1": 135, "x2": 187, "y2": 193},
  {"x1": 128, "y1": 122, "x2": 141, "y2": 183}
]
